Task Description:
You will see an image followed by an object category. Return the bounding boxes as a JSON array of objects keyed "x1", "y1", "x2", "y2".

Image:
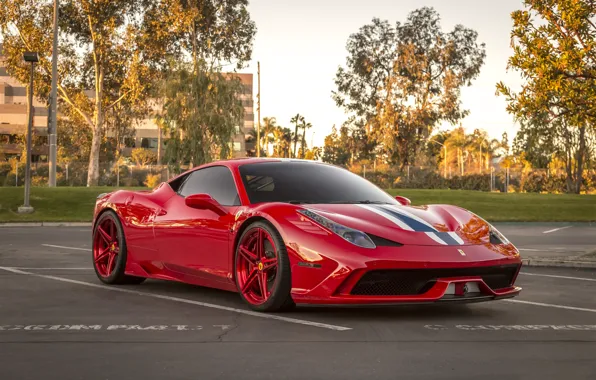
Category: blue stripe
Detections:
[
  {"x1": 371, "y1": 205, "x2": 436, "y2": 232},
  {"x1": 434, "y1": 232, "x2": 460, "y2": 245}
]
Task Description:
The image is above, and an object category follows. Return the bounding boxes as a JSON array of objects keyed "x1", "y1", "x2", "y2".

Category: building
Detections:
[{"x1": 0, "y1": 44, "x2": 255, "y2": 162}]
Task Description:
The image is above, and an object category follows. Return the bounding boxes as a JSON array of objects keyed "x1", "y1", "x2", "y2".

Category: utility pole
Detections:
[
  {"x1": 256, "y1": 61, "x2": 261, "y2": 157},
  {"x1": 48, "y1": 0, "x2": 58, "y2": 187},
  {"x1": 19, "y1": 52, "x2": 39, "y2": 214}
]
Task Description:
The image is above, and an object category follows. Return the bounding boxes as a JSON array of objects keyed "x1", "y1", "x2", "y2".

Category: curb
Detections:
[
  {"x1": 522, "y1": 258, "x2": 596, "y2": 269},
  {"x1": 0, "y1": 222, "x2": 92, "y2": 227}
]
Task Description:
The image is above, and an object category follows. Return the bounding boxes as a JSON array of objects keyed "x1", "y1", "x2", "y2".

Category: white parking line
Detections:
[
  {"x1": 543, "y1": 226, "x2": 573, "y2": 234},
  {"x1": 42, "y1": 244, "x2": 91, "y2": 252},
  {"x1": 519, "y1": 272, "x2": 596, "y2": 282},
  {"x1": 8, "y1": 267, "x2": 92, "y2": 270},
  {"x1": 518, "y1": 248, "x2": 541, "y2": 252},
  {"x1": 0, "y1": 266, "x2": 352, "y2": 332},
  {"x1": 504, "y1": 299, "x2": 596, "y2": 313}
]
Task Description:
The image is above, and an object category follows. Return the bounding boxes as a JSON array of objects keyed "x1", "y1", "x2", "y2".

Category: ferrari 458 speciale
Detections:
[{"x1": 92, "y1": 158, "x2": 522, "y2": 311}]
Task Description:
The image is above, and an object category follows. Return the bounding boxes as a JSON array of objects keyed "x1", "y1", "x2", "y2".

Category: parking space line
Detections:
[
  {"x1": 0, "y1": 266, "x2": 352, "y2": 332},
  {"x1": 543, "y1": 226, "x2": 573, "y2": 234},
  {"x1": 520, "y1": 272, "x2": 596, "y2": 282},
  {"x1": 8, "y1": 267, "x2": 92, "y2": 270},
  {"x1": 42, "y1": 244, "x2": 91, "y2": 252},
  {"x1": 504, "y1": 299, "x2": 596, "y2": 313}
]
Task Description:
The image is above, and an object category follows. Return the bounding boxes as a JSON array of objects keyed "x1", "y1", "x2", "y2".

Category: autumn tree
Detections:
[
  {"x1": 496, "y1": 0, "x2": 596, "y2": 193},
  {"x1": 333, "y1": 7, "x2": 486, "y2": 169},
  {"x1": 0, "y1": 0, "x2": 155, "y2": 186}
]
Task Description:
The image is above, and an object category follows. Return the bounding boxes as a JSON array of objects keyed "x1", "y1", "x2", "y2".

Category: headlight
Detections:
[
  {"x1": 297, "y1": 209, "x2": 376, "y2": 249},
  {"x1": 489, "y1": 225, "x2": 510, "y2": 245}
]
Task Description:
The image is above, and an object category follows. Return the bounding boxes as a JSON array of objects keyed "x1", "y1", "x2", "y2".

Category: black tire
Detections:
[
  {"x1": 234, "y1": 221, "x2": 295, "y2": 312},
  {"x1": 92, "y1": 210, "x2": 146, "y2": 285}
]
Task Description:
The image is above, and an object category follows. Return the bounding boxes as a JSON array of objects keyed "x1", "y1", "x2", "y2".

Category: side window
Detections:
[{"x1": 178, "y1": 166, "x2": 240, "y2": 206}]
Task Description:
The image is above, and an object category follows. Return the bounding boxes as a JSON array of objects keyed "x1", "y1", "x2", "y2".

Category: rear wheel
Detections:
[
  {"x1": 92, "y1": 210, "x2": 145, "y2": 285},
  {"x1": 234, "y1": 221, "x2": 294, "y2": 312}
]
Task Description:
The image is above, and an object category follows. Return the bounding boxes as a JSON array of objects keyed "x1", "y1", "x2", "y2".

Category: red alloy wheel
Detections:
[
  {"x1": 236, "y1": 227, "x2": 279, "y2": 305},
  {"x1": 93, "y1": 217, "x2": 120, "y2": 277}
]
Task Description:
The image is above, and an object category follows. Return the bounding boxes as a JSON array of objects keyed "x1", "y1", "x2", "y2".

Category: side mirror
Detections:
[
  {"x1": 395, "y1": 195, "x2": 411, "y2": 206},
  {"x1": 185, "y1": 194, "x2": 229, "y2": 216}
]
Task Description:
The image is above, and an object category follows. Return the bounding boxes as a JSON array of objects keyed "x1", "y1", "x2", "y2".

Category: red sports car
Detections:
[{"x1": 92, "y1": 158, "x2": 522, "y2": 312}]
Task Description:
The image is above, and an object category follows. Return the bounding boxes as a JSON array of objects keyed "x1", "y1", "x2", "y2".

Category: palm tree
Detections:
[
  {"x1": 290, "y1": 114, "x2": 304, "y2": 158},
  {"x1": 300, "y1": 121, "x2": 312, "y2": 158},
  {"x1": 260, "y1": 117, "x2": 277, "y2": 156}
]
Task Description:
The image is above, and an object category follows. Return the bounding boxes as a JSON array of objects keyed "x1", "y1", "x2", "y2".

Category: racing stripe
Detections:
[
  {"x1": 425, "y1": 232, "x2": 447, "y2": 245},
  {"x1": 372, "y1": 205, "x2": 436, "y2": 232},
  {"x1": 448, "y1": 231, "x2": 465, "y2": 245},
  {"x1": 380, "y1": 205, "x2": 438, "y2": 232},
  {"x1": 356, "y1": 205, "x2": 414, "y2": 231},
  {"x1": 433, "y1": 232, "x2": 461, "y2": 245}
]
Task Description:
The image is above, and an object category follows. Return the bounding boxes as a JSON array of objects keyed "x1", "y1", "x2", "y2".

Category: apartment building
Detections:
[{"x1": 0, "y1": 44, "x2": 255, "y2": 161}]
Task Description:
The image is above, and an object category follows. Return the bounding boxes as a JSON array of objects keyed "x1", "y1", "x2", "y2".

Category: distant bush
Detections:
[{"x1": 144, "y1": 173, "x2": 161, "y2": 188}]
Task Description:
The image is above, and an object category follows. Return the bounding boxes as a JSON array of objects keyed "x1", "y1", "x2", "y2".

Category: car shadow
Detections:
[{"x1": 137, "y1": 279, "x2": 507, "y2": 323}]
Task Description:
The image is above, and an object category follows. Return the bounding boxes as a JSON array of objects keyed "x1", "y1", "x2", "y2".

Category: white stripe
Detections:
[
  {"x1": 42, "y1": 244, "x2": 91, "y2": 252},
  {"x1": 448, "y1": 232, "x2": 465, "y2": 245},
  {"x1": 357, "y1": 205, "x2": 414, "y2": 231},
  {"x1": 425, "y1": 232, "x2": 447, "y2": 245},
  {"x1": 0, "y1": 266, "x2": 352, "y2": 331},
  {"x1": 519, "y1": 272, "x2": 596, "y2": 282},
  {"x1": 504, "y1": 299, "x2": 596, "y2": 313},
  {"x1": 518, "y1": 248, "x2": 541, "y2": 252},
  {"x1": 381, "y1": 205, "x2": 437, "y2": 231},
  {"x1": 543, "y1": 226, "x2": 573, "y2": 234}
]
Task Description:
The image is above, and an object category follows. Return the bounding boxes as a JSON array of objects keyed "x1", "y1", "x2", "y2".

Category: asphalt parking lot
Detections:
[{"x1": 1, "y1": 225, "x2": 595, "y2": 379}]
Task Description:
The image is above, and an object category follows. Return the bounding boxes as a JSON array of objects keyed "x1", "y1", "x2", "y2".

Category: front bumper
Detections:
[{"x1": 288, "y1": 243, "x2": 523, "y2": 305}]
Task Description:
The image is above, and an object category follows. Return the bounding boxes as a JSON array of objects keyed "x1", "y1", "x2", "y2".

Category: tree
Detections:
[
  {"x1": 131, "y1": 148, "x2": 157, "y2": 167},
  {"x1": 259, "y1": 117, "x2": 277, "y2": 156},
  {"x1": 159, "y1": 62, "x2": 245, "y2": 170},
  {"x1": 496, "y1": 0, "x2": 596, "y2": 193},
  {"x1": 333, "y1": 8, "x2": 486, "y2": 168},
  {"x1": 272, "y1": 126, "x2": 292, "y2": 157},
  {"x1": 0, "y1": 0, "x2": 256, "y2": 186},
  {"x1": 321, "y1": 125, "x2": 352, "y2": 166},
  {"x1": 300, "y1": 121, "x2": 312, "y2": 158},
  {"x1": 0, "y1": 0, "x2": 156, "y2": 186},
  {"x1": 290, "y1": 114, "x2": 304, "y2": 158}
]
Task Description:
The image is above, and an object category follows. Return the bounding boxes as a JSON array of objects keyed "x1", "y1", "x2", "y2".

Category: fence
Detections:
[
  {"x1": 353, "y1": 164, "x2": 596, "y2": 194},
  {"x1": 0, "y1": 161, "x2": 176, "y2": 188},
  {"x1": 1, "y1": 160, "x2": 595, "y2": 193}
]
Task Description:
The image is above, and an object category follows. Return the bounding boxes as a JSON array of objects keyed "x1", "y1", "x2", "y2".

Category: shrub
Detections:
[{"x1": 144, "y1": 173, "x2": 161, "y2": 188}]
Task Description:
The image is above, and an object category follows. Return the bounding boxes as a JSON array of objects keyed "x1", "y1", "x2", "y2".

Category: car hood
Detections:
[{"x1": 302, "y1": 203, "x2": 492, "y2": 246}]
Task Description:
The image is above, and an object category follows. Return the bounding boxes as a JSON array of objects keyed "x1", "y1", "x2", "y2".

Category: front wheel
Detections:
[
  {"x1": 92, "y1": 210, "x2": 145, "y2": 285},
  {"x1": 234, "y1": 221, "x2": 294, "y2": 312}
]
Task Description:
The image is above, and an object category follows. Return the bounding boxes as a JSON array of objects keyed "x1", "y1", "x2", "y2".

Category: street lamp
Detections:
[{"x1": 18, "y1": 51, "x2": 39, "y2": 214}]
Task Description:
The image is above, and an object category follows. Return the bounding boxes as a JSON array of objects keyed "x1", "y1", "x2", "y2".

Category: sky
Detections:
[{"x1": 233, "y1": 0, "x2": 527, "y2": 148}]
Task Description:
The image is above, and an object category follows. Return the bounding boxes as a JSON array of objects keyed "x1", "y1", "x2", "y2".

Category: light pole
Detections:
[
  {"x1": 48, "y1": 0, "x2": 59, "y2": 187},
  {"x1": 18, "y1": 51, "x2": 39, "y2": 214}
]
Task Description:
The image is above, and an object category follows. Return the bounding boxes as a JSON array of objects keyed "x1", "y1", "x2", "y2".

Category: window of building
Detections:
[
  {"x1": 233, "y1": 142, "x2": 242, "y2": 152},
  {"x1": 141, "y1": 138, "x2": 158, "y2": 149}
]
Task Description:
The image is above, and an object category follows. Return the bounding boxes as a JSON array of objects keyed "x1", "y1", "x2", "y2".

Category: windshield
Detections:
[{"x1": 238, "y1": 161, "x2": 398, "y2": 205}]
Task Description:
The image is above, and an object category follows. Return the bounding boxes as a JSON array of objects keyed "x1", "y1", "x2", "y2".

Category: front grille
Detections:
[{"x1": 350, "y1": 264, "x2": 520, "y2": 296}]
